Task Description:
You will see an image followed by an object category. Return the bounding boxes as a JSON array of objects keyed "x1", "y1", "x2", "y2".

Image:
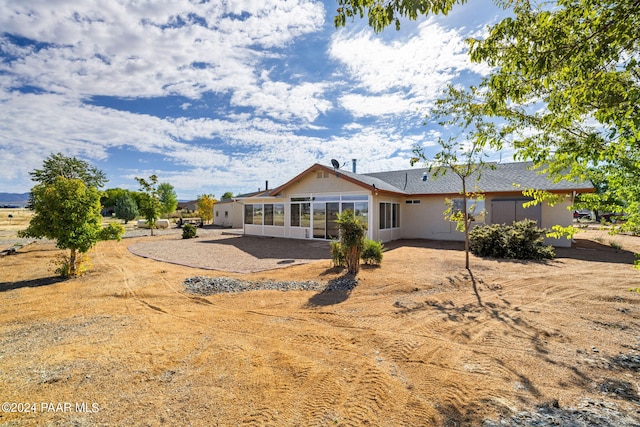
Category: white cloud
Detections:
[
  {"x1": 0, "y1": 0, "x2": 325, "y2": 99},
  {"x1": 329, "y1": 18, "x2": 491, "y2": 117}
]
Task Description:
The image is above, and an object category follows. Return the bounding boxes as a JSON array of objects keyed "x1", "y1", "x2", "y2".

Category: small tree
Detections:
[
  {"x1": 20, "y1": 176, "x2": 123, "y2": 276},
  {"x1": 221, "y1": 191, "x2": 234, "y2": 201},
  {"x1": 412, "y1": 85, "x2": 500, "y2": 270},
  {"x1": 158, "y1": 182, "x2": 178, "y2": 218},
  {"x1": 336, "y1": 209, "x2": 367, "y2": 275},
  {"x1": 197, "y1": 194, "x2": 216, "y2": 224},
  {"x1": 114, "y1": 193, "x2": 139, "y2": 224},
  {"x1": 20, "y1": 153, "x2": 123, "y2": 276},
  {"x1": 135, "y1": 175, "x2": 162, "y2": 236}
]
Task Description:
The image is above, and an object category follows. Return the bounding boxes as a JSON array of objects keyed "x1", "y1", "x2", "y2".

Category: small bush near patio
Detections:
[
  {"x1": 361, "y1": 239, "x2": 384, "y2": 265},
  {"x1": 469, "y1": 219, "x2": 555, "y2": 260},
  {"x1": 330, "y1": 240, "x2": 346, "y2": 268},
  {"x1": 182, "y1": 223, "x2": 197, "y2": 239}
]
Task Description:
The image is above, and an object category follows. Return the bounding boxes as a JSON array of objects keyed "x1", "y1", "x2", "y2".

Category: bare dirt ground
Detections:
[{"x1": 1, "y1": 211, "x2": 639, "y2": 426}]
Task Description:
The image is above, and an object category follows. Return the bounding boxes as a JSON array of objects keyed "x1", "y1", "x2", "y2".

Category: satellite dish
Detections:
[{"x1": 331, "y1": 159, "x2": 340, "y2": 169}]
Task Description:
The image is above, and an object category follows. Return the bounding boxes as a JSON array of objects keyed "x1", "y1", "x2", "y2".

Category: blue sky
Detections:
[{"x1": 0, "y1": 0, "x2": 507, "y2": 200}]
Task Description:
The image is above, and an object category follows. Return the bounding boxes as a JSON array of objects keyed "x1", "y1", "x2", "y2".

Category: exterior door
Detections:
[
  {"x1": 326, "y1": 202, "x2": 339, "y2": 239},
  {"x1": 313, "y1": 202, "x2": 340, "y2": 239},
  {"x1": 313, "y1": 203, "x2": 326, "y2": 238}
]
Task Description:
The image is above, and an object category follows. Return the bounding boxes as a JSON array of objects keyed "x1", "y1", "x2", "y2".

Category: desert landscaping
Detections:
[{"x1": 1, "y1": 208, "x2": 639, "y2": 426}]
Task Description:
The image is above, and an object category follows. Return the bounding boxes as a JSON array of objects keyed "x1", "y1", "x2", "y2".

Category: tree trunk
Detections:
[
  {"x1": 347, "y1": 246, "x2": 360, "y2": 275},
  {"x1": 69, "y1": 248, "x2": 77, "y2": 276},
  {"x1": 462, "y1": 177, "x2": 470, "y2": 270}
]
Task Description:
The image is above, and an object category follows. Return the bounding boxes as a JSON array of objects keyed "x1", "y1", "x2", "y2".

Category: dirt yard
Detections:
[{"x1": 1, "y1": 218, "x2": 639, "y2": 426}]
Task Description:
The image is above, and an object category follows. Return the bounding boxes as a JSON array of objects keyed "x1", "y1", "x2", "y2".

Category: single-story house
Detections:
[
  {"x1": 239, "y1": 161, "x2": 594, "y2": 247},
  {"x1": 213, "y1": 189, "x2": 270, "y2": 228}
]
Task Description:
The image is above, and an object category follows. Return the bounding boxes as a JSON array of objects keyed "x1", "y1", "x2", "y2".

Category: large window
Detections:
[
  {"x1": 451, "y1": 198, "x2": 485, "y2": 223},
  {"x1": 274, "y1": 204, "x2": 285, "y2": 226},
  {"x1": 341, "y1": 201, "x2": 368, "y2": 224},
  {"x1": 264, "y1": 204, "x2": 273, "y2": 225},
  {"x1": 380, "y1": 202, "x2": 400, "y2": 229},
  {"x1": 245, "y1": 203, "x2": 284, "y2": 226},
  {"x1": 291, "y1": 198, "x2": 311, "y2": 227},
  {"x1": 244, "y1": 204, "x2": 253, "y2": 225}
]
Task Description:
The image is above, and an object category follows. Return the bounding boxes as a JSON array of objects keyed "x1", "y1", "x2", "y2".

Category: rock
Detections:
[{"x1": 183, "y1": 276, "x2": 323, "y2": 295}]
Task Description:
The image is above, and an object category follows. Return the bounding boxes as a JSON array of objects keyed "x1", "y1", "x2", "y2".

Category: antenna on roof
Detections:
[{"x1": 331, "y1": 159, "x2": 340, "y2": 169}]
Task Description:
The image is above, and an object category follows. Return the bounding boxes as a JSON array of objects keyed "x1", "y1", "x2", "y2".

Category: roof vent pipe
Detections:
[
  {"x1": 265, "y1": 180, "x2": 269, "y2": 191},
  {"x1": 352, "y1": 159, "x2": 357, "y2": 173}
]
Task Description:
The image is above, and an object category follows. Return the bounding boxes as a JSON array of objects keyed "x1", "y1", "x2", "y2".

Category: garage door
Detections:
[{"x1": 491, "y1": 199, "x2": 542, "y2": 226}]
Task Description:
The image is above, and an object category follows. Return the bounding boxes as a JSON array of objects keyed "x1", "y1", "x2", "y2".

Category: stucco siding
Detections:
[{"x1": 282, "y1": 169, "x2": 367, "y2": 195}]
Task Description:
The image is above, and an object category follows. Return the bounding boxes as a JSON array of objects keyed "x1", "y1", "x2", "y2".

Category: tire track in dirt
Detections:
[
  {"x1": 297, "y1": 371, "x2": 345, "y2": 426},
  {"x1": 341, "y1": 366, "x2": 397, "y2": 426}
]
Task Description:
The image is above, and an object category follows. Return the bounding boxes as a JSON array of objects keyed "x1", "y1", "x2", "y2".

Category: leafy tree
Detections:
[
  {"x1": 411, "y1": 84, "x2": 496, "y2": 269},
  {"x1": 334, "y1": 0, "x2": 640, "y2": 235},
  {"x1": 197, "y1": 194, "x2": 216, "y2": 224},
  {"x1": 135, "y1": 175, "x2": 162, "y2": 236},
  {"x1": 336, "y1": 209, "x2": 367, "y2": 275},
  {"x1": 412, "y1": 140, "x2": 490, "y2": 270},
  {"x1": 114, "y1": 193, "x2": 139, "y2": 224},
  {"x1": 29, "y1": 152, "x2": 107, "y2": 188},
  {"x1": 221, "y1": 191, "x2": 234, "y2": 200},
  {"x1": 101, "y1": 188, "x2": 128, "y2": 212},
  {"x1": 19, "y1": 176, "x2": 123, "y2": 276},
  {"x1": 158, "y1": 182, "x2": 178, "y2": 218}
]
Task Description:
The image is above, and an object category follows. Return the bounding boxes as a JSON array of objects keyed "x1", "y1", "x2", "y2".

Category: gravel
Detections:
[
  {"x1": 183, "y1": 275, "x2": 358, "y2": 295},
  {"x1": 482, "y1": 399, "x2": 640, "y2": 426}
]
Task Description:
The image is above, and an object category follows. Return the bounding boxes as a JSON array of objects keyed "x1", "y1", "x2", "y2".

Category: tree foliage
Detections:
[
  {"x1": 19, "y1": 177, "x2": 123, "y2": 276},
  {"x1": 334, "y1": 0, "x2": 464, "y2": 32},
  {"x1": 114, "y1": 193, "x2": 139, "y2": 224},
  {"x1": 336, "y1": 209, "x2": 367, "y2": 275},
  {"x1": 135, "y1": 175, "x2": 162, "y2": 236},
  {"x1": 29, "y1": 152, "x2": 107, "y2": 188},
  {"x1": 197, "y1": 194, "x2": 216, "y2": 224},
  {"x1": 221, "y1": 191, "x2": 234, "y2": 200},
  {"x1": 158, "y1": 182, "x2": 178, "y2": 218},
  {"x1": 101, "y1": 188, "x2": 129, "y2": 211}
]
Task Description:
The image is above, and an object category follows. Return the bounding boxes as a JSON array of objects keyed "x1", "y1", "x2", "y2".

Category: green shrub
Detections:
[
  {"x1": 182, "y1": 223, "x2": 197, "y2": 239},
  {"x1": 330, "y1": 240, "x2": 346, "y2": 268},
  {"x1": 469, "y1": 219, "x2": 555, "y2": 260},
  {"x1": 361, "y1": 239, "x2": 384, "y2": 265}
]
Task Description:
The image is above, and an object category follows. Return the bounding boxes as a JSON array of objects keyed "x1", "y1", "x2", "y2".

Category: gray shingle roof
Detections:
[{"x1": 365, "y1": 162, "x2": 594, "y2": 195}]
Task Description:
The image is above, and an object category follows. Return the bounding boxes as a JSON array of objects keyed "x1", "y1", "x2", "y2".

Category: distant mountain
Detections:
[{"x1": 0, "y1": 193, "x2": 30, "y2": 207}]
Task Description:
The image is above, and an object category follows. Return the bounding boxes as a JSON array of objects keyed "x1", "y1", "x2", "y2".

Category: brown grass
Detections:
[{"x1": 1, "y1": 219, "x2": 639, "y2": 426}]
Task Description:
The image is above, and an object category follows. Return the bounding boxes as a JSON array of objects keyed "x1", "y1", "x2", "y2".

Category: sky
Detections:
[{"x1": 0, "y1": 0, "x2": 507, "y2": 200}]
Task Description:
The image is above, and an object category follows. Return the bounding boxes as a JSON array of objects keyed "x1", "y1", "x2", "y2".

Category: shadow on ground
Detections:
[
  {"x1": 196, "y1": 235, "x2": 330, "y2": 260},
  {"x1": 307, "y1": 274, "x2": 358, "y2": 307},
  {"x1": 0, "y1": 276, "x2": 63, "y2": 292}
]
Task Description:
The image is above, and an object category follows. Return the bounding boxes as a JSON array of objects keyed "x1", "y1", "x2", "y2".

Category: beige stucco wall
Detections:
[
  {"x1": 398, "y1": 193, "x2": 574, "y2": 247},
  {"x1": 281, "y1": 169, "x2": 368, "y2": 195},
  {"x1": 213, "y1": 202, "x2": 233, "y2": 227}
]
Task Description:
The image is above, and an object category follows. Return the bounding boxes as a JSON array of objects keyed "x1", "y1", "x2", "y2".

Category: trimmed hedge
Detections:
[{"x1": 469, "y1": 219, "x2": 555, "y2": 260}]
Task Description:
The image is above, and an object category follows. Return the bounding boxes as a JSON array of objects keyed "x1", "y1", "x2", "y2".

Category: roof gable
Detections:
[{"x1": 268, "y1": 163, "x2": 405, "y2": 196}]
